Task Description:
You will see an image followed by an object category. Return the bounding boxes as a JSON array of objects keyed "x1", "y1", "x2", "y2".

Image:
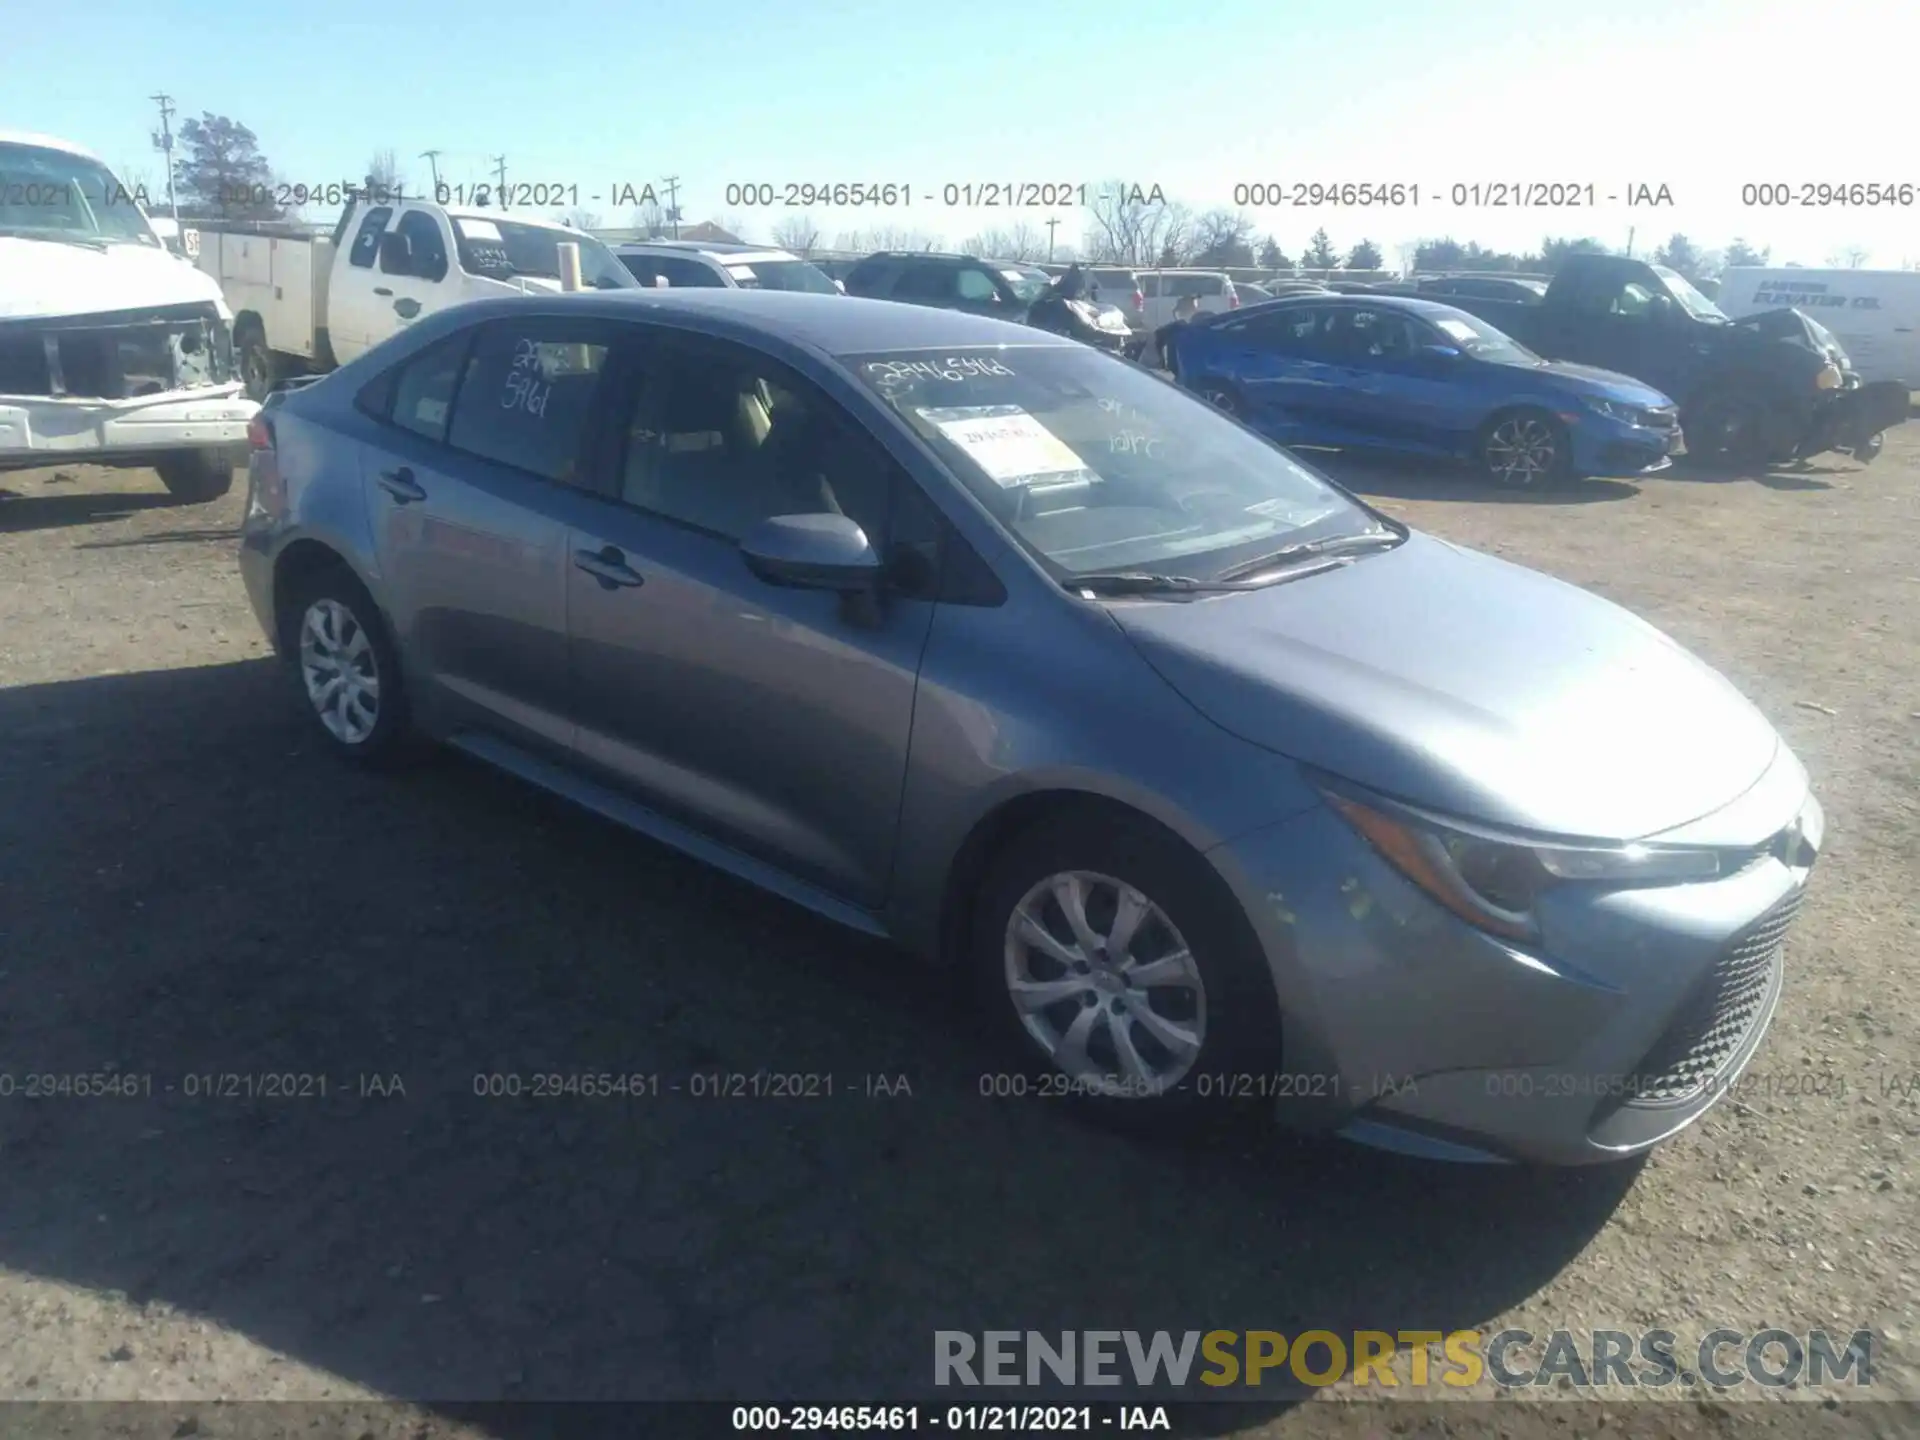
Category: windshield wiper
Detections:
[
  {"x1": 1216, "y1": 529, "x2": 1402, "y2": 581},
  {"x1": 1068, "y1": 572, "x2": 1257, "y2": 595},
  {"x1": 0, "y1": 226, "x2": 108, "y2": 251}
]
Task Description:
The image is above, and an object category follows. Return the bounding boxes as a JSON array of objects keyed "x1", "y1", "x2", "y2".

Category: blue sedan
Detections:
[{"x1": 1166, "y1": 294, "x2": 1684, "y2": 487}]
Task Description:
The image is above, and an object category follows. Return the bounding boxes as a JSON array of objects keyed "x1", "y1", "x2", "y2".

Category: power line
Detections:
[
  {"x1": 660, "y1": 174, "x2": 680, "y2": 239},
  {"x1": 148, "y1": 92, "x2": 180, "y2": 226}
]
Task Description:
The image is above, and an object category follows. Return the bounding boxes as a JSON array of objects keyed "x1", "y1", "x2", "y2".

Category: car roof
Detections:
[
  {"x1": 0, "y1": 130, "x2": 100, "y2": 159},
  {"x1": 614, "y1": 240, "x2": 801, "y2": 261},
  {"x1": 1210, "y1": 293, "x2": 1472, "y2": 323},
  {"x1": 444, "y1": 208, "x2": 578, "y2": 234},
  {"x1": 397, "y1": 288, "x2": 1081, "y2": 358}
]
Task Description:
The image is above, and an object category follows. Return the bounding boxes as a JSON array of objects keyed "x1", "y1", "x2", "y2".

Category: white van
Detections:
[
  {"x1": 1, "y1": 130, "x2": 256, "y2": 501},
  {"x1": 1717, "y1": 268, "x2": 1920, "y2": 386}
]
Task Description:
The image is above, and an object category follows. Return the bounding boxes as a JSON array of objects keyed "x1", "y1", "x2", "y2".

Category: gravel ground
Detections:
[{"x1": 0, "y1": 434, "x2": 1916, "y2": 1440}]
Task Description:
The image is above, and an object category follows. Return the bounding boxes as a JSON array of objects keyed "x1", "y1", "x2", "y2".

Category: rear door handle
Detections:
[
  {"x1": 373, "y1": 286, "x2": 393, "y2": 296},
  {"x1": 573, "y1": 545, "x2": 645, "y2": 589},
  {"x1": 377, "y1": 467, "x2": 427, "y2": 503}
]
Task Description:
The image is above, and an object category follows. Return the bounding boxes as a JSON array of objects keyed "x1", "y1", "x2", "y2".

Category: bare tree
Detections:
[
  {"x1": 1827, "y1": 245, "x2": 1871, "y2": 268},
  {"x1": 561, "y1": 208, "x2": 604, "y2": 230},
  {"x1": 1006, "y1": 220, "x2": 1045, "y2": 261},
  {"x1": 834, "y1": 225, "x2": 945, "y2": 253},
  {"x1": 367, "y1": 149, "x2": 405, "y2": 199},
  {"x1": 1191, "y1": 208, "x2": 1257, "y2": 266},
  {"x1": 771, "y1": 214, "x2": 822, "y2": 255},
  {"x1": 1081, "y1": 179, "x2": 1192, "y2": 265},
  {"x1": 632, "y1": 199, "x2": 668, "y2": 238}
]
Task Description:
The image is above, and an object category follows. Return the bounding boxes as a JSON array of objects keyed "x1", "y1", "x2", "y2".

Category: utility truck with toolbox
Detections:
[
  {"x1": 1443, "y1": 252, "x2": 1907, "y2": 466},
  {"x1": 1, "y1": 130, "x2": 255, "y2": 502},
  {"x1": 195, "y1": 195, "x2": 638, "y2": 399}
]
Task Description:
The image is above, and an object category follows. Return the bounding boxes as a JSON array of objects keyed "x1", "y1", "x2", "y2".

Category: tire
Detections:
[
  {"x1": 236, "y1": 323, "x2": 276, "y2": 402},
  {"x1": 155, "y1": 448, "x2": 236, "y2": 503},
  {"x1": 970, "y1": 810, "x2": 1283, "y2": 1133},
  {"x1": 1853, "y1": 432, "x2": 1884, "y2": 464},
  {"x1": 1478, "y1": 408, "x2": 1571, "y2": 489},
  {"x1": 283, "y1": 564, "x2": 413, "y2": 767},
  {"x1": 1685, "y1": 391, "x2": 1770, "y2": 467}
]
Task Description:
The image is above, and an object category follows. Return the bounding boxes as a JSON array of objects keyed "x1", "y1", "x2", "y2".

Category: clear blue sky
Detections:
[{"x1": 11, "y1": 0, "x2": 1916, "y2": 266}]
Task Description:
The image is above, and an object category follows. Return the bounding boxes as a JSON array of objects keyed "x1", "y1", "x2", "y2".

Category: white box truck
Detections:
[
  {"x1": 1718, "y1": 268, "x2": 1920, "y2": 388},
  {"x1": 193, "y1": 196, "x2": 639, "y2": 399},
  {"x1": 1, "y1": 130, "x2": 257, "y2": 501}
]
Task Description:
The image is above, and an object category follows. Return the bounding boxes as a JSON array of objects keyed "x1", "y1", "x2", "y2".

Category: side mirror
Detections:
[
  {"x1": 378, "y1": 230, "x2": 413, "y2": 274},
  {"x1": 739, "y1": 512, "x2": 881, "y2": 593}
]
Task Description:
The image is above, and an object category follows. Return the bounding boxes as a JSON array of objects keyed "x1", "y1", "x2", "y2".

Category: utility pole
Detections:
[
  {"x1": 420, "y1": 149, "x2": 443, "y2": 196},
  {"x1": 1625, "y1": 226, "x2": 1635, "y2": 259},
  {"x1": 660, "y1": 174, "x2": 681, "y2": 239},
  {"x1": 491, "y1": 154, "x2": 508, "y2": 209},
  {"x1": 149, "y1": 92, "x2": 180, "y2": 225},
  {"x1": 1045, "y1": 216, "x2": 1059, "y2": 262}
]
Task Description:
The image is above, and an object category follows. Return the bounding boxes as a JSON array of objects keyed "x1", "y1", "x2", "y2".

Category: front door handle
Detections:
[
  {"x1": 373, "y1": 286, "x2": 394, "y2": 297},
  {"x1": 377, "y1": 467, "x2": 427, "y2": 503},
  {"x1": 573, "y1": 546, "x2": 645, "y2": 590}
]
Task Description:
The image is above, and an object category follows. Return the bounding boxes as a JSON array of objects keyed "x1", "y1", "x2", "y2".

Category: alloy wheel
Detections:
[
  {"x1": 299, "y1": 598, "x2": 381, "y2": 745},
  {"x1": 1484, "y1": 416, "x2": 1558, "y2": 486},
  {"x1": 1003, "y1": 870, "x2": 1206, "y2": 1096}
]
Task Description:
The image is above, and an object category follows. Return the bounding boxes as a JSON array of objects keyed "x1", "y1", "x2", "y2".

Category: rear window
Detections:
[{"x1": 731, "y1": 258, "x2": 840, "y2": 294}]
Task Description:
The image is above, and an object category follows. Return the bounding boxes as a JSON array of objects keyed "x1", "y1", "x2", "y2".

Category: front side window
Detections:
[
  {"x1": 851, "y1": 346, "x2": 1380, "y2": 581},
  {"x1": 384, "y1": 210, "x2": 449, "y2": 282},
  {"x1": 894, "y1": 264, "x2": 957, "y2": 301},
  {"x1": 619, "y1": 338, "x2": 892, "y2": 543},
  {"x1": 957, "y1": 268, "x2": 1002, "y2": 303},
  {"x1": 445, "y1": 320, "x2": 611, "y2": 485}
]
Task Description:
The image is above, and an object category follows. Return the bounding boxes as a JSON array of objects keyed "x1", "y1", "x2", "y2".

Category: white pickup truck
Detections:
[
  {"x1": 1, "y1": 130, "x2": 256, "y2": 502},
  {"x1": 194, "y1": 197, "x2": 639, "y2": 399}
]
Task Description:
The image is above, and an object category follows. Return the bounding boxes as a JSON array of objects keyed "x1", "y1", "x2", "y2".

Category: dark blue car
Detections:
[{"x1": 1166, "y1": 294, "x2": 1684, "y2": 487}]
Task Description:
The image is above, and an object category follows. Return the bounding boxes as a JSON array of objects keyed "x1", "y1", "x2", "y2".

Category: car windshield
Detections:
[
  {"x1": 1651, "y1": 265, "x2": 1729, "y2": 322},
  {"x1": 451, "y1": 217, "x2": 636, "y2": 289},
  {"x1": 728, "y1": 258, "x2": 839, "y2": 293},
  {"x1": 848, "y1": 345, "x2": 1379, "y2": 581},
  {"x1": 1426, "y1": 308, "x2": 1543, "y2": 365},
  {"x1": 0, "y1": 142, "x2": 158, "y2": 246},
  {"x1": 1003, "y1": 268, "x2": 1053, "y2": 304}
]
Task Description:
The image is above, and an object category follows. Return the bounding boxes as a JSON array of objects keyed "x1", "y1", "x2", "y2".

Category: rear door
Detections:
[
  {"x1": 1192, "y1": 305, "x2": 1328, "y2": 441},
  {"x1": 561, "y1": 329, "x2": 940, "y2": 906},
  {"x1": 360, "y1": 313, "x2": 623, "y2": 758}
]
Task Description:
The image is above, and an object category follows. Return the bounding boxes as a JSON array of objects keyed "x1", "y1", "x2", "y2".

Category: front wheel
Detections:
[
  {"x1": 236, "y1": 326, "x2": 276, "y2": 402},
  {"x1": 970, "y1": 812, "x2": 1282, "y2": 1131},
  {"x1": 155, "y1": 448, "x2": 236, "y2": 503},
  {"x1": 1685, "y1": 391, "x2": 1773, "y2": 467},
  {"x1": 1853, "y1": 431, "x2": 1884, "y2": 464},
  {"x1": 1479, "y1": 409, "x2": 1570, "y2": 489}
]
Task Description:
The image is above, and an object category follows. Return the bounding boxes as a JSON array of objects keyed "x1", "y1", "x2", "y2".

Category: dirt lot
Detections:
[{"x1": 0, "y1": 435, "x2": 1916, "y2": 1439}]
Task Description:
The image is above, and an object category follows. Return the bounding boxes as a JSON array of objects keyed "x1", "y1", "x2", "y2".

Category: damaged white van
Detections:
[{"x1": 0, "y1": 131, "x2": 256, "y2": 501}]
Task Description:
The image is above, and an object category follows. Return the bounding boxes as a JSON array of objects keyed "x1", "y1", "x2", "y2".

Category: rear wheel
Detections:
[
  {"x1": 285, "y1": 565, "x2": 413, "y2": 767},
  {"x1": 236, "y1": 323, "x2": 276, "y2": 402},
  {"x1": 970, "y1": 811, "x2": 1282, "y2": 1132},
  {"x1": 155, "y1": 448, "x2": 236, "y2": 503},
  {"x1": 1853, "y1": 432, "x2": 1884, "y2": 464},
  {"x1": 1479, "y1": 408, "x2": 1570, "y2": 489}
]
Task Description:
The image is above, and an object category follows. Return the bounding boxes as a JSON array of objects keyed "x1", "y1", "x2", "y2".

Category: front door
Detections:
[{"x1": 564, "y1": 332, "x2": 937, "y2": 906}]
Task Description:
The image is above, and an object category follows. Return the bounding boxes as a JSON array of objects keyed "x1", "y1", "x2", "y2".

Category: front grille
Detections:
[
  {"x1": 1620, "y1": 891, "x2": 1799, "y2": 1106},
  {"x1": 1640, "y1": 407, "x2": 1680, "y2": 431},
  {"x1": 0, "y1": 303, "x2": 232, "y2": 399}
]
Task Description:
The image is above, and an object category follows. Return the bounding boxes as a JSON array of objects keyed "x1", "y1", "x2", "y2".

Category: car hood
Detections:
[
  {"x1": 1115, "y1": 532, "x2": 1780, "y2": 839},
  {"x1": 1512, "y1": 358, "x2": 1674, "y2": 407},
  {"x1": 0, "y1": 236, "x2": 226, "y2": 320}
]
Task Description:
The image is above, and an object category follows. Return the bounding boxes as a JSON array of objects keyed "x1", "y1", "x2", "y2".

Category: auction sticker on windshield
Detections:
[
  {"x1": 1435, "y1": 318, "x2": 1478, "y2": 342},
  {"x1": 455, "y1": 217, "x2": 503, "y2": 242},
  {"x1": 919, "y1": 405, "x2": 1095, "y2": 488}
]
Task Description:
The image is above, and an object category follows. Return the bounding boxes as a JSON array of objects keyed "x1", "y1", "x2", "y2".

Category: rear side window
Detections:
[
  {"x1": 446, "y1": 320, "x2": 613, "y2": 485},
  {"x1": 895, "y1": 264, "x2": 957, "y2": 300},
  {"x1": 845, "y1": 259, "x2": 899, "y2": 294},
  {"x1": 387, "y1": 331, "x2": 475, "y2": 441},
  {"x1": 656, "y1": 256, "x2": 725, "y2": 288},
  {"x1": 1140, "y1": 274, "x2": 1161, "y2": 298},
  {"x1": 348, "y1": 206, "x2": 392, "y2": 268}
]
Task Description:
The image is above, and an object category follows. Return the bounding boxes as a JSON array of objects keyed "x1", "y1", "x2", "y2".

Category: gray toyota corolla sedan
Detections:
[{"x1": 237, "y1": 289, "x2": 1823, "y2": 1165}]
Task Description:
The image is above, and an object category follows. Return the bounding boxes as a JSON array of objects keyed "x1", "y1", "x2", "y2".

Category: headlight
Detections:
[
  {"x1": 1319, "y1": 782, "x2": 1724, "y2": 942},
  {"x1": 1582, "y1": 397, "x2": 1645, "y2": 424},
  {"x1": 1815, "y1": 363, "x2": 1844, "y2": 390}
]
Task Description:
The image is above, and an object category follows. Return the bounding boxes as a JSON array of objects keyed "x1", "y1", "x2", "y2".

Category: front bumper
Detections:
[
  {"x1": 1567, "y1": 412, "x2": 1683, "y2": 478},
  {"x1": 0, "y1": 385, "x2": 256, "y2": 468},
  {"x1": 1207, "y1": 760, "x2": 1820, "y2": 1165},
  {"x1": 1802, "y1": 379, "x2": 1908, "y2": 457}
]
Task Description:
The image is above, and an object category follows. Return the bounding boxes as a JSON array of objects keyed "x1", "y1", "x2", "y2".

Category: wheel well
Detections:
[
  {"x1": 232, "y1": 311, "x2": 265, "y2": 342},
  {"x1": 936, "y1": 790, "x2": 1219, "y2": 968},
  {"x1": 271, "y1": 540, "x2": 356, "y2": 655}
]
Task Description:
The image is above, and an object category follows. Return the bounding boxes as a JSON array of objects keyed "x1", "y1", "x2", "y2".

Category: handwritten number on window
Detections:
[{"x1": 501, "y1": 337, "x2": 551, "y2": 418}]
